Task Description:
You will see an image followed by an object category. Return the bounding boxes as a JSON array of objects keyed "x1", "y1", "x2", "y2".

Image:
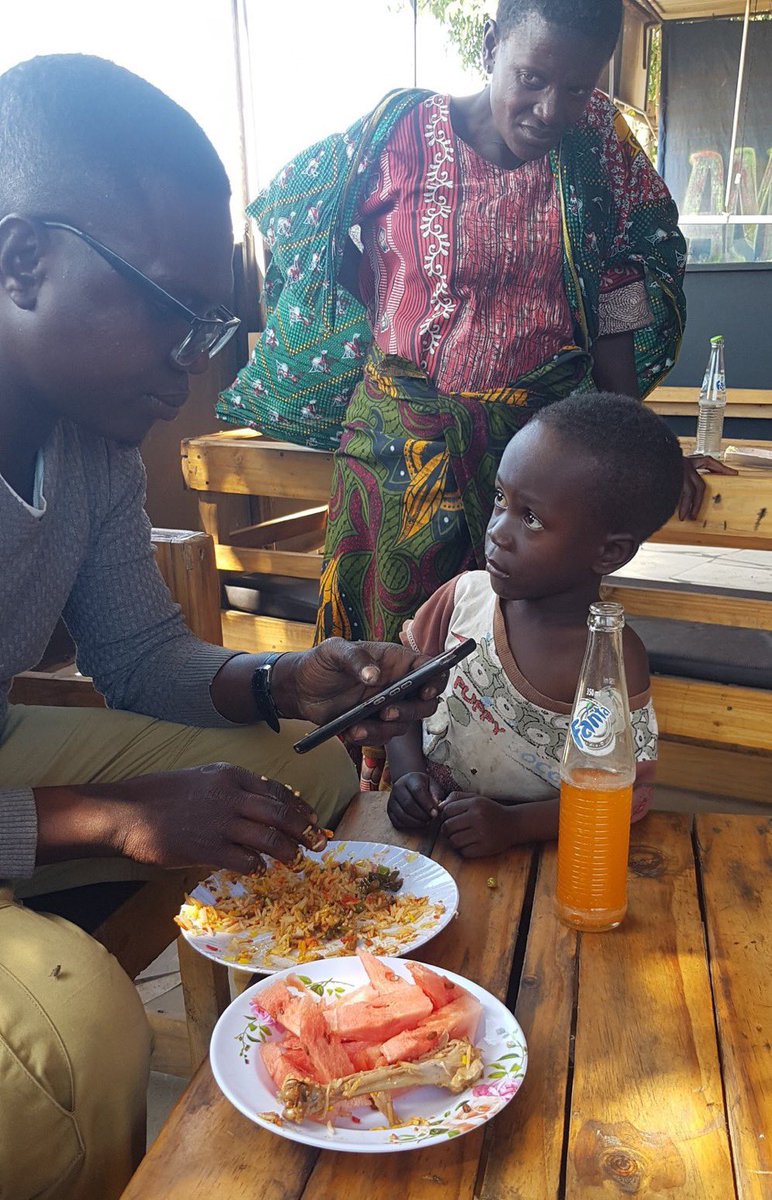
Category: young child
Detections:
[{"x1": 387, "y1": 392, "x2": 684, "y2": 856}]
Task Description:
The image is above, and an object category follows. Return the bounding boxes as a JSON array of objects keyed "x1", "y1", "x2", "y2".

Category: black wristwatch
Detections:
[{"x1": 250, "y1": 653, "x2": 285, "y2": 733}]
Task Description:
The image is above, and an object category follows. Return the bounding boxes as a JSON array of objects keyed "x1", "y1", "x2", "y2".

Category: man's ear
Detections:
[
  {"x1": 482, "y1": 19, "x2": 499, "y2": 74},
  {"x1": 592, "y1": 531, "x2": 638, "y2": 577},
  {"x1": 0, "y1": 215, "x2": 47, "y2": 311}
]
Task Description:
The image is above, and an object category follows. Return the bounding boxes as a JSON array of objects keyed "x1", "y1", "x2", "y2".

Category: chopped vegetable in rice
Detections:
[{"x1": 176, "y1": 854, "x2": 444, "y2": 964}]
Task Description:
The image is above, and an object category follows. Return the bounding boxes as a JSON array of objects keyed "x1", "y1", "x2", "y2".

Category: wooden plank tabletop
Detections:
[{"x1": 122, "y1": 808, "x2": 770, "y2": 1200}]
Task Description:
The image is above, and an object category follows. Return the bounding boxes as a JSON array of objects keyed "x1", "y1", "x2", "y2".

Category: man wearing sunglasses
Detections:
[{"x1": 0, "y1": 55, "x2": 447, "y2": 1200}]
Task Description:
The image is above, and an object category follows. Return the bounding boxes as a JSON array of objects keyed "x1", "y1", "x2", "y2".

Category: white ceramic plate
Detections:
[
  {"x1": 210, "y1": 955, "x2": 527, "y2": 1153},
  {"x1": 178, "y1": 841, "x2": 459, "y2": 973}
]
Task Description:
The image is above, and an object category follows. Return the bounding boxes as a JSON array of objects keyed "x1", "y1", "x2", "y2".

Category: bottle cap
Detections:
[{"x1": 710, "y1": 335, "x2": 724, "y2": 344}]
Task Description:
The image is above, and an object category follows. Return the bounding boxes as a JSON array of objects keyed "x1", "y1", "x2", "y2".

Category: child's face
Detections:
[{"x1": 485, "y1": 421, "x2": 608, "y2": 601}]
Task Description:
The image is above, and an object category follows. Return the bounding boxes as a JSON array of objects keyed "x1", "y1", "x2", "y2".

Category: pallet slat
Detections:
[
  {"x1": 565, "y1": 814, "x2": 735, "y2": 1198},
  {"x1": 696, "y1": 814, "x2": 772, "y2": 1200},
  {"x1": 651, "y1": 676, "x2": 772, "y2": 753},
  {"x1": 480, "y1": 845, "x2": 577, "y2": 1200}
]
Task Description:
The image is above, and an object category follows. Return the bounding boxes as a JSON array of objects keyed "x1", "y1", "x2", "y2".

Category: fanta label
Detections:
[{"x1": 570, "y1": 698, "x2": 615, "y2": 756}]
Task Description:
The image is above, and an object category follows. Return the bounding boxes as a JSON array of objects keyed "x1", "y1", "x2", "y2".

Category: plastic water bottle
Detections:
[
  {"x1": 555, "y1": 603, "x2": 636, "y2": 933},
  {"x1": 694, "y1": 335, "x2": 727, "y2": 459}
]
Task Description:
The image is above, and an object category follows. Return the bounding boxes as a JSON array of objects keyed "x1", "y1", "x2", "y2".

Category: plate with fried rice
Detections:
[{"x1": 176, "y1": 841, "x2": 459, "y2": 973}]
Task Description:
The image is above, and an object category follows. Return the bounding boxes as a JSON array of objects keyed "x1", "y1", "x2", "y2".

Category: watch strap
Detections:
[{"x1": 251, "y1": 652, "x2": 285, "y2": 733}]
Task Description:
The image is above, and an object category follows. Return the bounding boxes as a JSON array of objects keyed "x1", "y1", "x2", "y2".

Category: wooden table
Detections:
[{"x1": 122, "y1": 799, "x2": 771, "y2": 1200}]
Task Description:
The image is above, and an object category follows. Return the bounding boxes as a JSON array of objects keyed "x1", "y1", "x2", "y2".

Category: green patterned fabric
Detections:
[
  {"x1": 553, "y1": 100, "x2": 686, "y2": 397},
  {"x1": 315, "y1": 345, "x2": 591, "y2": 645},
  {"x1": 218, "y1": 90, "x2": 686, "y2": 449},
  {"x1": 217, "y1": 90, "x2": 429, "y2": 450}
]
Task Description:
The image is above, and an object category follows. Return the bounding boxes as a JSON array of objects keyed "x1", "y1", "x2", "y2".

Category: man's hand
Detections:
[
  {"x1": 388, "y1": 772, "x2": 446, "y2": 830},
  {"x1": 36, "y1": 764, "x2": 327, "y2": 875},
  {"x1": 271, "y1": 640, "x2": 447, "y2": 745},
  {"x1": 679, "y1": 455, "x2": 738, "y2": 520},
  {"x1": 438, "y1": 792, "x2": 520, "y2": 858}
]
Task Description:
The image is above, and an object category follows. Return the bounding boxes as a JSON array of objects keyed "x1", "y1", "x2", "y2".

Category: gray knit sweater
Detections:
[{"x1": 0, "y1": 420, "x2": 239, "y2": 878}]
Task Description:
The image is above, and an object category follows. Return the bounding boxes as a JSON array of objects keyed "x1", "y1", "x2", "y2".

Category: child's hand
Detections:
[
  {"x1": 438, "y1": 793, "x2": 518, "y2": 858},
  {"x1": 388, "y1": 772, "x2": 445, "y2": 830}
]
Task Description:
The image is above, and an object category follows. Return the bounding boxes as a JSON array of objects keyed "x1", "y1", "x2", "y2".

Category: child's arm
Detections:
[
  {"x1": 439, "y1": 793, "x2": 559, "y2": 857},
  {"x1": 387, "y1": 576, "x2": 462, "y2": 831},
  {"x1": 387, "y1": 726, "x2": 446, "y2": 830}
]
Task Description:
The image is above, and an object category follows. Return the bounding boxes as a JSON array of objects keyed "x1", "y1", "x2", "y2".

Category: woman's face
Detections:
[{"x1": 483, "y1": 14, "x2": 612, "y2": 163}]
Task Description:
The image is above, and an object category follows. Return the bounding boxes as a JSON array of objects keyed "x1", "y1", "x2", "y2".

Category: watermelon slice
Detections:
[
  {"x1": 406, "y1": 963, "x2": 468, "y2": 1011},
  {"x1": 300, "y1": 995, "x2": 357, "y2": 1083},
  {"x1": 325, "y1": 987, "x2": 433, "y2": 1042},
  {"x1": 380, "y1": 992, "x2": 483, "y2": 1064},
  {"x1": 356, "y1": 949, "x2": 405, "y2": 993},
  {"x1": 335, "y1": 982, "x2": 378, "y2": 1007},
  {"x1": 261, "y1": 1040, "x2": 319, "y2": 1089},
  {"x1": 254, "y1": 980, "x2": 294, "y2": 1024},
  {"x1": 344, "y1": 1040, "x2": 387, "y2": 1072}
]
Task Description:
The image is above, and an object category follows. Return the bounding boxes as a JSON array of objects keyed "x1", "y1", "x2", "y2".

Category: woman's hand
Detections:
[
  {"x1": 679, "y1": 455, "x2": 738, "y2": 520},
  {"x1": 388, "y1": 772, "x2": 446, "y2": 830},
  {"x1": 35, "y1": 764, "x2": 327, "y2": 875},
  {"x1": 271, "y1": 640, "x2": 448, "y2": 745}
]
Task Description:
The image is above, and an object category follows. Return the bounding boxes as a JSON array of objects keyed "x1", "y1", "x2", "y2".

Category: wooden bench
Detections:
[
  {"x1": 182, "y1": 430, "x2": 772, "y2": 807},
  {"x1": 646, "y1": 385, "x2": 772, "y2": 422}
]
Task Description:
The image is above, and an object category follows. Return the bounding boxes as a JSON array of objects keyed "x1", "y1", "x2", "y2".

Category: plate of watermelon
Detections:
[
  {"x1": 176, "y1": 841, "x2": 459, "y2": 973},
  {"x1": 210, "y1": 950, "x2": 527, "y2": 1152}
]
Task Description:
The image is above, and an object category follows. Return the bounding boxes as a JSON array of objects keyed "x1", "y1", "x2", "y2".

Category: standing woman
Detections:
[
  {"x1": 316, "y1": 0, "x2": 691, "y2": 665},
  {"x1": 224, "y1": 1, "x2": 695, "y2": 783}
]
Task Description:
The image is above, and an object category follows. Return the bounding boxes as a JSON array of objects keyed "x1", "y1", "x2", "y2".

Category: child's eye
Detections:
[
  {"x1": 522, "y1": 510, "x2": 544, "y2": 531},
  {"x1": 518, "y1": 72, "x2": 542, "y2": 88},
  {"x1": 493, "y1": 487, "x2": 508, "y2": 509}
]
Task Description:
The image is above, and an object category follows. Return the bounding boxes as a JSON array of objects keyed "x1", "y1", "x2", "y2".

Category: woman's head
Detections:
[
  {"x1": 483, "y1": 1, "x2": 623, "y2": 163},
  {"x1": 485, "y1": 392, "x2": 684, "y2": 604}
]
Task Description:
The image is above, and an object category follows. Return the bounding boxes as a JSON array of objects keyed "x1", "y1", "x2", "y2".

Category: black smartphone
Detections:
[{"x1": 293, "y1": 637, "x2": 476, "y2": 754}]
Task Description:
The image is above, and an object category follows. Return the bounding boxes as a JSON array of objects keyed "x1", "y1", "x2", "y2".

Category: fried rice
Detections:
[{"x1": 175, "y1": 852, "x2": 445, "y2": 965}]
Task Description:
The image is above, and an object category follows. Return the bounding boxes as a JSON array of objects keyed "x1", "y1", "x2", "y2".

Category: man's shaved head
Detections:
[{"x1": 0, "y1": 53, "x2": 230, "y2": 230}]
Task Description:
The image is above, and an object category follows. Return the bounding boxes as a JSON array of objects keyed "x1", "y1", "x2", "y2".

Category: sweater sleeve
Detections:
[
  {"x1": 63, "y1": 444, "x2": 240, "y2": 728},
  {"x1": 0, "y1": 787, "x2": 37, "y2": 878}
]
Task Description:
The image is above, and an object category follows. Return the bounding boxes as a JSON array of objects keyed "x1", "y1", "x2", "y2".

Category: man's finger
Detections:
[
  {"x1": 231, "y1": 766, "x2": 317, "y2": 819},
  {"x1": 334, "y1": 641, "x2": 382, "y2": 686},
  {"x1": 217, "y1": 845, "x2": 268, "y2": 876},
  {"x1": 344, "y1": 717, "x2": 426, "y2": 745},
  {"x1": 238, "y1": 787, "x2": 326, "y2": 851},
  {"x1": 230, "y1": 816, "x2": 306, "y2": 865}
]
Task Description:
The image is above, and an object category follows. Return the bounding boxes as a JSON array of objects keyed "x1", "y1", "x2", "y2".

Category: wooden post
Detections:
[{"x1": 151, "y1": 528, "x2": 223, "y2": 645}]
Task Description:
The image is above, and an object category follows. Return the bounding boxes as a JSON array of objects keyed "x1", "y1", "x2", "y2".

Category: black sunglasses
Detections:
[{"x1": 42, "y1": 220, "x2": 240, "y2": 367}]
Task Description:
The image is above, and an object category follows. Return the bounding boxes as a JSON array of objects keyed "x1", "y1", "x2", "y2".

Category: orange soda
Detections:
[
  {"x1": 556, "y1": 769, "x2": 633, "y2": 930},
  {"x1": 555, "y1": 602, "x2": 636, "y2": 932}
]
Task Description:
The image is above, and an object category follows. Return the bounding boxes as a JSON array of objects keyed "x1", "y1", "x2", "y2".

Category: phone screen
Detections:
[{"x1": 293, "y1": 637, "x2": 476, "y2": 754}]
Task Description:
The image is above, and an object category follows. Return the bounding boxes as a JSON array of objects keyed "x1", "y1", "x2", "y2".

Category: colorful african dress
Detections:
[{"x1": 316, "y1": 93, "x2": 682, "y2": 647}]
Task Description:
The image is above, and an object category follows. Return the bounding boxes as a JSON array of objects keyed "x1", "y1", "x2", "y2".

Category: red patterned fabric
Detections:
[{"x1": 358, "y1": 95, "x2": 576, "y2": 395}]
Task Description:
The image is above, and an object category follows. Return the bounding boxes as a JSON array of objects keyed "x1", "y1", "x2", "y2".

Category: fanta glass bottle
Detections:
[{"x1": 555, "y1": 602, "x2": 636, "y2": 932}]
